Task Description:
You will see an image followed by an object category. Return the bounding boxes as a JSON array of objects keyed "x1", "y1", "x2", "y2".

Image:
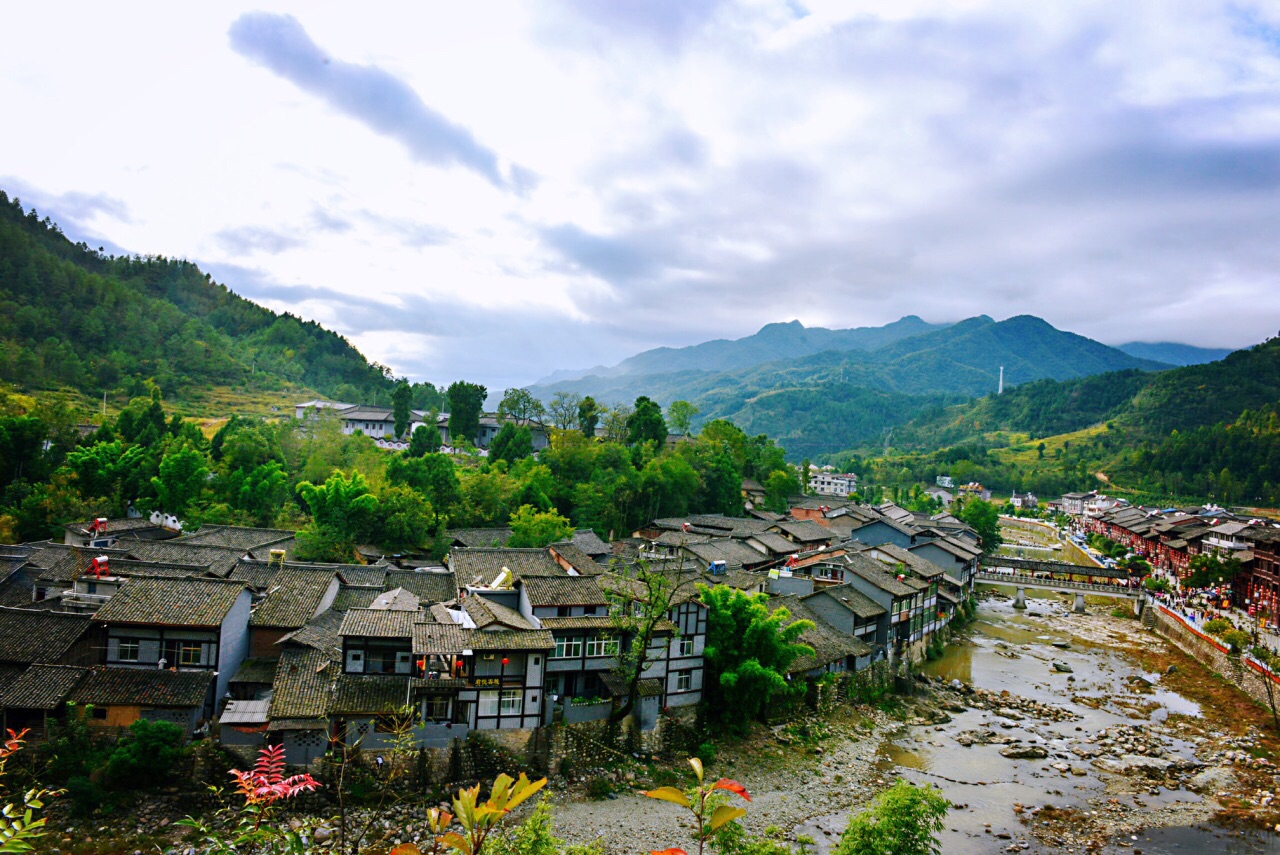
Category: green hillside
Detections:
[{"x1": 0, "y1": 191, "x2": 440, "y2": 411}]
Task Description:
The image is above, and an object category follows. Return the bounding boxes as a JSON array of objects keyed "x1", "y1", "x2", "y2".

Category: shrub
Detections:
[
  {"x1": 1204, "y1": 618, "x2": 1232, "y2": 636},
  {"x1": 65, "y1": 774, "x2": 107, "y2": 817},
  {"x1": 835, "y1": 780, "x2": 949, "y2": 855},
  {"x1": 695, "y1": 741, "x2": 716, "y2": 766},
  {"x1": 1222, "y1": 629, "x2": 1252, "y2": 654},
  {"x1": 585, "y1": 778, "x2": 614, "y2": 800},
  {"x1": 105, "y1": 719, "x2": 186, "y2": 789}
]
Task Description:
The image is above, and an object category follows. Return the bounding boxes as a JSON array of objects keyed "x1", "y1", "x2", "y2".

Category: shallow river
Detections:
[{"x1": 797, "y1": 593, "x2": 1280, "y2": 855}]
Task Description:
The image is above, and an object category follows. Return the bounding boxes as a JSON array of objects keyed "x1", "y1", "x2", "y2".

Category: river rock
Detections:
[
  {"x1": 1092, "y1": 754, "x2": 1173, "y2": 776},
  {"x1": 1053, "y1": 662, "x2": 1073, "y2": 673},
  {"x1": 1001, "y1": 745, "x2": 1050, "y2": 759}
]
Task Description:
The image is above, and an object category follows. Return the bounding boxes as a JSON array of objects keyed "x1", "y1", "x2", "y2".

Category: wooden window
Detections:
[
  {"x1": 179, "y1": 643, "x2": 202, "y2": 666},
  {"x1": 553, "y1": 637, "x2": 582, "y2": 659}
]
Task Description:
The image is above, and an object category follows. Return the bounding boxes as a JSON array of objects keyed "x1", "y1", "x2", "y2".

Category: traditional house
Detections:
[{"x1": 68, "y1": 667, "x2": 215, "y2": 733}]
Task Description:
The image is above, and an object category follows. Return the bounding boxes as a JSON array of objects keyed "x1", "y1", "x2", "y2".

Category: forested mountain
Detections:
[
  {"x1": 1116, "y1": 341, "x2": 1234, "y2": 367},
  {"x1": 0, "y1": 192, "x2": 437, "y2": 408},
  {"x1": 531, "y1": 314, "x2": 1169, "y2": 457},
  {"x1": 538, "y1": 315, "x2": 949, "y2": 383}
]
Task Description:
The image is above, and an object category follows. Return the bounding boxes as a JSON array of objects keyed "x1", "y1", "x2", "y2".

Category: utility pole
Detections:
[{"x1": 998, "y1": 366, "x2": 1004, "y2": 395}]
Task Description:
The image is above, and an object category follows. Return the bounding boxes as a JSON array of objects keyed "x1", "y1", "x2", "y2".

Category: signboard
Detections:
[{"x1": 473, "y1": 678, "x2": 502, "y2": 687}]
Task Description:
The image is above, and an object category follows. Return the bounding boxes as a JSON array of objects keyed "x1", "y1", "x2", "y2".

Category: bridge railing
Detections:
[{"x1": 974, "y1": 570, "x2": 1138, "y2": 596}]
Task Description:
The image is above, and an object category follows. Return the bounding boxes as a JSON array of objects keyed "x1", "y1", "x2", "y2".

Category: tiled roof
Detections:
[
  {"x1": 685, "y1": 539, "x2": 769, "y2": 569},
  {"x1": 65, "y1": 518, "x2": 162, "y2": 537},
  {"x1": 865, "y1": 543, "x2": 945, "y2": 579},
  {"x1": 570, "y1": 529, "x2": 611, "y2": 557},
  {"x1": 99, "y1": 558, "x2": 212, "y2": 579},
  {"x1": 412, "y1": 623, "x2": 472, "y2": 655},
  {"x1": 766, "y1": 597, "x2": 872, "y2": 673},
  {"x1": 521, "y1": 576, "x2": 608, "y2": 608},
  {"x1": 384, "y1": 570, "x2": 457, "y2": 604},
  {"x1": 0, "y1": 664, "x2": 88, "y2": 709},
  {"x1": 330, "y1": 566, "x2": 388, "y2": 587},
  {"x1": 747, "y1": 532, "x2": 799, "y2": 555},
  {"x1": 278, "y1": 610, "x2": 345, "y2": 653},
  {"x1": 600, "y1": 673, "x2": 662, "y2": 697},
  {"x1": 446, "y1": 528, "x2": 513, "y2": 548},
  {"x1": 69, "y1": 667, "x2": 213, "y2": 707},
  {"x1": 0, "y1": 567, "x2": 49, "y2": 609},
  {"x1": 178, "y1": 525, "x2": 295, "y2": 550},
  {"x1": 251, "y1": 569, "x2": 339, "y2": 628},
  {"x1": 331, "y1": 673, "x2": 419, "y2": 715},
  {"x1": 844, "y1": 556, "x2": 919, "y2": 597},
  {"x1": 468, "y1": 629, "x2": 554, "y2": 650},
  {"x1": 248, "y1": 538, "x2": 299, "y2": 561},
  {"x1": 463, "y1": 596, "x2": 534, "y2": 630},
  {"x1": 369, "y1": 587, "x2": 421, "y2": 611},
  {"x1": 548, "y1": 542, "x2": 608, "y2": 576},
  {"x1": 338, "y1": 609, "x2": 419, "y2": 639},
  {"x1": 802, "y1": 584, "x2": 886, "y2": 619},
  {"x1": 120, "y1": 542, "x2": 247, "y2": 576},
  {"x1": 229, "y1": 658, "x2": 279, "y2": 685},
  {"x1": 537, "y1": 615, "x2": 621, "y2": 631},
  {"x1": 25, "y1": 544, "x2": 133, "y2": 582},
  {"x1": 95, "y1": 577, "x2": 249, "y2": 627},
  {"x1": 270, "y1": 647, "x2": 338, "y2": 719},
  {"x1": 771, "y1": 520, "x2": 839, "y2": 543},
  {"x1": 451, "y1": 548, "x2": 563, "y2": 588},
  {"x1": 331, "y1": 587, "x2": 383, "y2": 612},
  {"x1": 0, "y1": 606, "x2": 92, "y2": 664}
]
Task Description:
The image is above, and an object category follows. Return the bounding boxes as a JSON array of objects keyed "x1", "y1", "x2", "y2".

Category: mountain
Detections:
[
  {"x1": 536, "y1": 315, "x2": 949, "y2": 384},
  {"x1": 530, "y1": 314, "x2": 1169, "y2": 457},
  {"x1": 1116, "y1": 341, "x2": 1234, "y2": 366},
  {"x1": 0, "y1": 191, "x2": 430, "y2": 410}
]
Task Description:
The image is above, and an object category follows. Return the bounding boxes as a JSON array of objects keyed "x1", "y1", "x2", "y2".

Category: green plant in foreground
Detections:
[
  {"x1": 392, "y1": 772, "x2": 547, "y2": 855},
  {"x1": 833, "y1": 779, "x2": 949, "y2": 855},
  {"x1": 0, "y1": 729, "x2": 52, "y2": 853},
  {"x1": 644, "y1": 757, "x2": 751, "y2": 855}
]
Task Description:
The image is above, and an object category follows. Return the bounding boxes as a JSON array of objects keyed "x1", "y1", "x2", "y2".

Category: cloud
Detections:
[
  {"x1": 228, "y1": 12, "x2": 530, "y2": 191},
  {"x1": 214, "y1": 225, "x2": 304, "y2": 255},
  {"x1": 0, "y1": 177, "x2": 133, "y2": 256}
]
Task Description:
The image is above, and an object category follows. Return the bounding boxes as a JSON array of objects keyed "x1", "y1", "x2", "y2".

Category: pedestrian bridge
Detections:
[
  {"x1": 979, "y1": 554, "x2": 1126, "y2": 578},
  {"x1": 975, "y1": 570, "x2": 1140, "y2": 613}
]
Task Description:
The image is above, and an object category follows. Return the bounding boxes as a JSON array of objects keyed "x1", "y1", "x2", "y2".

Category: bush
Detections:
[
  {"x1": 1204, "y1": 618, "x2": 1232, "y2": 636},
  {"x1": 585, "y1": 778, "x2": 614, "y2": 800},
  {"x1": 1222, "y1": 629, "x2": 1252, "y2": 653},
  {"x1": 65, "y1": 775, "x2": 107, "y2": 816},
  {"x1": 695, "y1": 741, "x2": 716, "y2": 766},
  {"x1": 105, "y1": 719, "x2": 186, "y2": 789}
]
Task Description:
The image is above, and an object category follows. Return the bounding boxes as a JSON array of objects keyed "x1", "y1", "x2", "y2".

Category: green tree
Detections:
[
  {"x1": 447, "y1": 381, "x2": 488, "y2": 445},
  {"x1": 377, "y1": 485, "x2": 434, "y2": 553},
  {"x1": 764, "y1": 469, "x2": 800, "y2": 514},
  {"x1": 497, "y1": 388, "x2": 546, "y2": 424},
  {"x1": 700, "y1": 586, "x2": 813, "y2": 729},
  {"x1": 627, "y1": 396, "x2": 668, "y2": 446},
  {"x1": 578, "y1": 396, "x2": 601, "y2": 439},
  {"x1": 105, "y1": 719, "x2": 187, "y2": 790},
  {"x1": 388, "y1": 453, "x2": 461, "y2": 525},
  {"x1": 151, "y1": 447, "x2": 210, "y2": 516},
  {"x1": 1186, "y1": 552, "x2": 1244, "y2": 588},
  {"x1": 295, "y1": 470, "x2": 380, "y2": 562},
  {"x1": 507, "y1": 504, "x2": 574, "y2": 548},
  {"x1": 605, "y1": 563, "x2": 695, "y2": 722},
  {"x1": 392, "y1": 380, "x2": 413, "y2": 439},
  {"x1": 547, "y1": 391, "x2": 581, "y2": 431},
  {"x1": 407, "y1": 423, "x2": 442, "y2": 457},
  {"x1": 666, "y1": 400, "x2": 699, "y2": 437},
  {"x1": 490, "y1": 423, "x2": 534, "y2": 464},
  {"x1": 834, "y1": 780, "x2": 949, "y2": 855},
  {"x1": 956, "y1": 498, "x2": 1003, "y2": 554}
]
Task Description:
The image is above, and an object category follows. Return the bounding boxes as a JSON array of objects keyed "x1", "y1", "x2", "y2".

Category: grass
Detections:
[
  {"x1": 2, "y1": 381, "x2": 325, "y2": 424},
  {"x1": 991, "y1": 423, "x2": 1110, "y2": 466}
]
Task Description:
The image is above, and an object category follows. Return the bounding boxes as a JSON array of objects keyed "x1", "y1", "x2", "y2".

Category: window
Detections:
[
  {"x1": 500, "y1": 690, "x2": 522, "y2": 715},
  {"x1": 478, "y1": 691, "x2": 500, "y2": 717},
  {"x1": 179, "y1": 643, "x2": 203, "y2": 666},
  {"x1": 91, "y1": 706, "x2": 108, "y2": 720},
  {"x1": 346, "y1": 650, "x2": 365, "y2": 673},
  {"x1": 553, "y1": 637, "x2": 582, "y2": 659},
  {"x1": 675, "y1": 670, "x2": 693, "y2": 692},
  {"x1": 423, "y1": 696, "x2": 450, "y2": 722},
  {"x1": 117, "y1": 639, "x2": 140, "y2": 662},
  {"x1": 585, "y1": 636, "x2": 618, "y2": 657},
  {"x1": 677, "y1": 637, "x2": 695, "y2": 657}
]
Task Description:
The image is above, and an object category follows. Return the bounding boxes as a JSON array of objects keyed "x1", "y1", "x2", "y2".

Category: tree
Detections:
[
  {"x1": 800, "y1": 458, "x2": 812, "y2": 493},
  {"x1": 392, "y1": 381, "x2": 412, "y2": 439},
  {"x1": 601, "y1": 404, "x2": 631, "y2": 444},
  {"x1": 151, "y1": 447, "x2": 209, "y2": 517},
  {"x1": 666, "y1": 400, "x2": 699, "y2": 437},
  {"x1": 1186, "y1": 552, "x2": 1244, "y2": 588},
  {"x1": 106, "y1": 719, "x2": 188, "y2": 790},
  {"x1": 627, "y1": 396, "x2": 668, "y2": 447},
  {"x1": 764, "y1": 469, "x2": 800, "y2": 514},
  {"x1": 700, "y1": 586, "x2": 813, "y2": 729},
  {"x1": 387, "y1": 454, "x2": 461, "y2": 525},
  {"x1": 447, "y1": 381, "x2": 487, "y2": 445},
  {"x1": 497, "y1": 388, "x2": 546, "y2": 424},
  {"x1": 956, "y1": 498, "x2": 1003, "y2": 554},
  {"x1": 834, "y1": 780, "x2": 949, "y2": 855},
  {"x1": 507, "y1": 504, "x2": 574, "y2": 548},
  {"x1": 547, "y1": 391, "x2": 581, "y2": 431},
  {"x1": 295, "y1": 471, "x2": 381, "y2": 562},
  {"x1": 605, "y1": 562, "x2": 698, "y2": 722},
  {"x1": 407, "y1": 423, "x2": 442, "y2": 457},
  {"x1": 578, "y1": 396, "x2": 601, "y2": 439},
  {"x1": 490, "y1": 423, "x2": 534, "y2": 464},
  {"x1": 377, "y1": 485, "x2": 433, "y2": 553}
]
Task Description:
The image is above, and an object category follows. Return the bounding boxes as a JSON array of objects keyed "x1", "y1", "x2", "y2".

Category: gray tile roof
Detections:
[
  {"x1": 69, "y1": 667, "x2": 213, "y2": 707},
  {"x1": 770, "y1": 520, "x2": 840, "y2": 543},
  {"x1": 120, "y1": 542, "x2": 247, "y2": 576},
  {"x1": 537, "y1": 615, "x2": 621, "y2": 631},
  {"x1": 0, "y1": 664, "x2": 88, "y2": 710},
  {"x1": 569, "y1": 529, "x2": 611, "y2": 557},
  {"x1": 412, "y1": 623, "x2": 472, "y2": 655},
  {"x1": 384, "y1": 570, "x2": 457, "y2": 604},
  {"x1": 278, "y1": 610, "x2": 345, "y2": 653},
  {"x1": 369, "y1": 588, "x2": 421, "y2": 611},
  {"x1": 865, "y1": 543, "x2": 945, "y2": 579},
  {"x1": 802, "y1": 584, "x2": 886, "y2": 619},
  {"x1": 250, "y1": 569, "x2": 339, "y2": 629},
  {"x1": 229, "y1": 658, "x2": 279, "y2": 685},
  {"x1": 95, "y1": 577, "x2": 249, "y2": 627},
  {"x1": 451, "y1": 548, "x2": 564, "y2": 588},
  {"x1": 446, "y1": 528, "x2": 513, "y2": 548},
  {"x1": 270, "y1": 647, "x2": 338, "y2": 719},
  {"x1": 338, "y1": 609, "x2": 419, "y2": 639},
  {"x1": 747, "y1": 532, "x2": 799, "y2": 555},
  {"x1": 178, "y1": 525, "x2": 296, "y2": 550},
  {"x1": 684, "y1": 539, "x2": 769, "y2": 569},
  {"x1": 548, "y1": 542, "x2": 608, "y2": 576},
  {"x1": 462, "y1": 596, "x2": 534, "y2": 630},
  {"x1": 521, "y1": 576, "x2": 609, "y2": 608},
  {"x1": 0, "y1": 606, "x2": 92, "y2": 665},
  {"x1": 766, "y1": 596, "x2": 872, "y2": 673},
  {"x1": 331, "y1": 587, "x2": 383, "y2": 612},
  {"x1": 468, "y1": 629, "x2": 554, "y2": 650},
  {"x1": 331, "y1": 673, "x2": 420, "y2": 715}
]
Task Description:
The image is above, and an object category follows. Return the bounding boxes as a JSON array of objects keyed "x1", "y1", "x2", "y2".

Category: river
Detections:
[{"x1": 796, "y1": 591, "x2": 1280, "y2": 855}]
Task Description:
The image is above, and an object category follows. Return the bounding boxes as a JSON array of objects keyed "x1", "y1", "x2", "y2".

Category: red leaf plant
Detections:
[{"x1": 229, "y1": 744, "x2": 320, "y2": 828}]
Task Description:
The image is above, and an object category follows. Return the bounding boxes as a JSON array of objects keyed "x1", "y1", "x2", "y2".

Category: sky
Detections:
[{"x1": 4, "y1": 1, "x2": 1280, "y2": 390}]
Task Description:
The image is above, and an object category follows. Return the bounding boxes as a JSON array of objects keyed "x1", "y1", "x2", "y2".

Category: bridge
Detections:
[
  {"x1": 974, "y1": 570, "x2": 1141, "y2": 613},
  {"x1": 979, "y1": 554, "x2": 1125, "y2": 578}
]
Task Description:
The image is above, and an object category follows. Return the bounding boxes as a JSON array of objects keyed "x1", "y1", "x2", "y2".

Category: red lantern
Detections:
[{"x1": 501, "y1": 657, "x2": 509, "y2": 666}]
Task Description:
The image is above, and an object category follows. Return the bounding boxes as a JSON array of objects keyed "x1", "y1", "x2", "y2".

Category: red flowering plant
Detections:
[
  {"x1": 178, "y1": 744, "x2": 322, "y2": 854},
  {"x1": 643, "y1": 757, "x2": 751, "y2": 855},
  {"x1": 0, "y1": 728, "x2": 54, "y2": 853}
]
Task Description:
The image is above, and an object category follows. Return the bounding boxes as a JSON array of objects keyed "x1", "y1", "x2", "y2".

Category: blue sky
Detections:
[{"x1": 3, "y1": 1, "x2": 1280, "y2": 389}]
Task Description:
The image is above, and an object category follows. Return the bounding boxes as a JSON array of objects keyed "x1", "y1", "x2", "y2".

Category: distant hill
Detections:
[
  {"x1": 536, "y1": 315, "x2": 949, "y2": 384},
  {"x1": 0, "y1": 191, "x2": 434, "y2": 410},
  {"x1": 530, "y1": 314, "x2": 1170, "y2": 457},
  {"x1": 1116, "y1": 341, "x2": 1234, "y2": 366}
]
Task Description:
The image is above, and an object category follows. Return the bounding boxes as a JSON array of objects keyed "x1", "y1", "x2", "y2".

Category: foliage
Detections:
[
  {"x1": 1143, "y1": 576, "x2": 1172, "y2": 594},
  {"x1": 763, "y1": 469, "x2": 800, "y2": 514},
  {"x1": 700, "y1": 586, "x2": 813, "y2": 730},
  {"x1": 104, "y1": 719, "x2": 187, "y2": 790},
  {"x1": 547, "y1": 392, "x2": 582, "y2": 431},
  {"x1": 498, "y1": 389, "x2": 546, "y2": 425},
  {"x1": 643, "y1": 757, "x2": 751, "y2": 855},
  {"x1": 606, "y1": 562, "x2": 694, "y2": 722},
  {"x1": 150, "y1": 446, "x2": 209, "y2": 515},
  {"x1": 393, "y1": 382, "x2": 413, "y2": 440},
  {"x1": 628, "y1": 396, "x2": 669, "y2": 447},
  {"x1": 392, "y1": 772, "x2": 547, "y2": 855},
  {"x1": 667, "y1": 400, "x2": 699, "y2": 437},
  {"x1": 448, "y1": 382, "x2": 488, "y2": 445},
  {"x1": 491, "y1": 423, "x2": 534, "y2": 464},
  {"x1": 1222, "y1": 629, "x2": 1252, "y2": 654},
  {"x1": 408, "y1": 423, "x2": 443, "y2": 457},
  {"x1": 577, "y1": 397, "x2": 600, "y2": 439},
  {"x1": 294, "y1": 470, "x2": 380, "y2": 561},
  {"x1": 833, "y1": 780, "x2": 949, "y2": 855},
  {"x1": 955, "y1": 499, "x2": 1003, "y2": 554},
  {"x1": 1204, "y1": 618, "x2": 1233, "y2": 636},
  {"x1": 1186, "y1": 553, "x2": 1244, "y2": 589},
  {"x1": 0, "y1": 729, "x2": 51, "y2": 853},
  {"x1": 507, "y1": 505, "x2": 574, "y2": 548}
]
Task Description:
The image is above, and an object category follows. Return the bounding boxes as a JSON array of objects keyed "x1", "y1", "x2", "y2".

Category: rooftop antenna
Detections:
[{"x1": 998, "y1": 366, "x2": 1004, "y2": 395}]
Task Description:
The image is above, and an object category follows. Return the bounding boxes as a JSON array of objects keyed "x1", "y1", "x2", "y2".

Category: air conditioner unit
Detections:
[{"x1": 482, "y1": 653, "x2": 496, "y2": 660}]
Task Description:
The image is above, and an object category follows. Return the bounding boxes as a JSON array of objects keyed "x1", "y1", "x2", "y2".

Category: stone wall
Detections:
[{"x1": 1149, "y1": 604, "x2": 1280, "y2": 712}]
